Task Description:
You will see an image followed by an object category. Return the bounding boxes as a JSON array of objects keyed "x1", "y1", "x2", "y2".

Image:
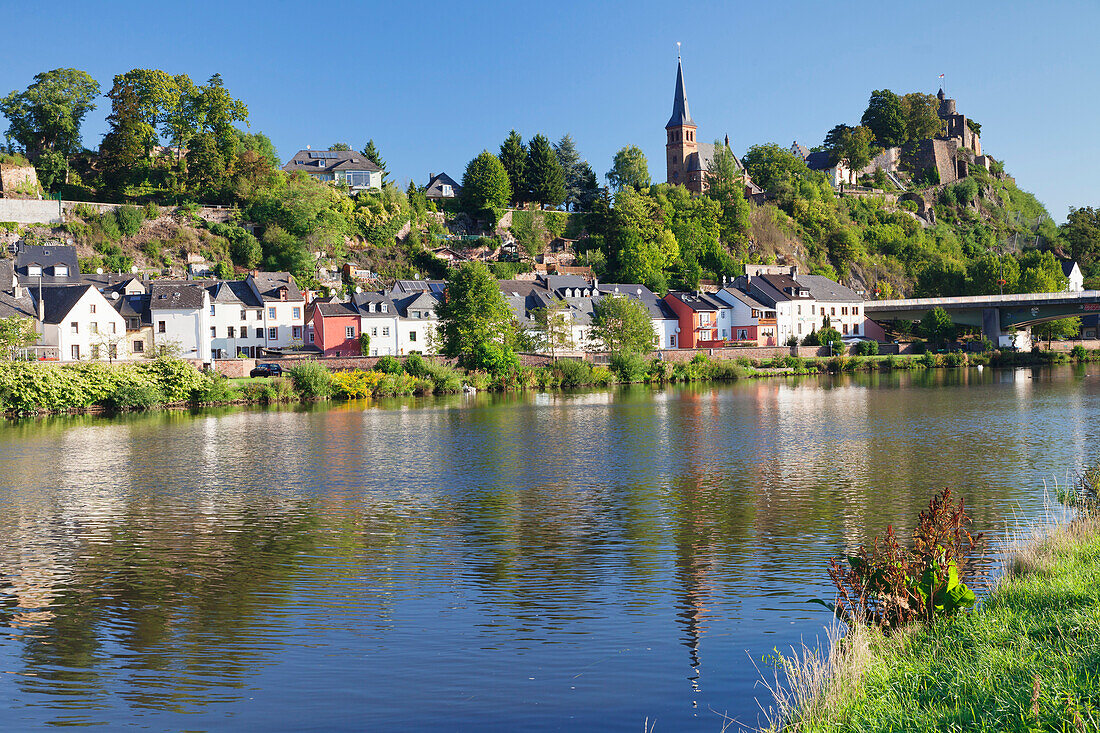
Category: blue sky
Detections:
[{"x1": 3, "y1": 0, "x2": 1097, "y2": 221}]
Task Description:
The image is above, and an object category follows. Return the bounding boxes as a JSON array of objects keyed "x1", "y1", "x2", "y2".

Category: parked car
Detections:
[{"x1": 250, "y1": 363, "x2": 283, "y2": 378}]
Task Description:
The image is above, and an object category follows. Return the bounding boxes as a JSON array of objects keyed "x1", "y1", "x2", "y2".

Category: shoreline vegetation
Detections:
[
  {"x1": 1, "y1": 347, "x2": 1099, "y2": 419},
  {"x1": 763, "y1": 470, "x2": 1100, "y2": 732}
]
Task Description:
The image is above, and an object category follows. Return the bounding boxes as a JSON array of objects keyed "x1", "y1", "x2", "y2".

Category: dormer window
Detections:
[
  {"x1": 27, "y1": 265, "x2": 41, "y2": 276},
  {"x1": 54, "y1": 265, "x2": 68, "y2": 277},
  {"x1": 442, "y1": 184, "x2": 452, "y2": 196},
  {"x1": 381, "y1": 303, "x2": 388, "y2": 313},
  {"x1": 368, "y1": 303, "x2": 375, "y2": 313}
]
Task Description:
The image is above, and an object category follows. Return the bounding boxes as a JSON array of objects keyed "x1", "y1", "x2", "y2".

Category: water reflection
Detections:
[{"x1": 0, "y1": 367, "x2": 1096, "y2": 731}]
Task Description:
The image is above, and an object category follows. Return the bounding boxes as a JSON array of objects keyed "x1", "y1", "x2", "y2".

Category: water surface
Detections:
[{"x1": 0, "y1": 366, "x2": 1093, "y2": 730}]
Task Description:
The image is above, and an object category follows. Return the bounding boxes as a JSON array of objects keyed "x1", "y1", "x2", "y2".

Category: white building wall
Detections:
[
  {"x1": 361, "y1": 316, "x2": 399, "y2": 355},
  {"x1": 154, "y1": 294, "x2": 211, "y2": 361},
  {"x1": 397, "y1": 316, "x2": 438, "y2": 354},
  {"x1": 46, "y1": 289, "x2": 130, "y2": 362},
  {"x1": 653, "y1": 317, "x2": 679, "y2": 350}
]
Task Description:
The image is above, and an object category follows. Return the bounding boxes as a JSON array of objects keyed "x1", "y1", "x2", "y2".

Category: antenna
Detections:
[{"x1": 677, "y1": 41, "x2": 681, "y2": 59}]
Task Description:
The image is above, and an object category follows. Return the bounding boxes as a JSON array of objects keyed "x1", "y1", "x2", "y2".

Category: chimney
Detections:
[
  {"x1": 593, "y1": 277, "x2": 599, "y2": 291},
  {"x1": 36, "y1": 288, "x2": 44, "y2": 322}
]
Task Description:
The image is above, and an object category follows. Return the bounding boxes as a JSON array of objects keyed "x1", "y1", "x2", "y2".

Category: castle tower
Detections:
[{"x1": 665, "y1": 55, "x2": 698, "y2": 190}]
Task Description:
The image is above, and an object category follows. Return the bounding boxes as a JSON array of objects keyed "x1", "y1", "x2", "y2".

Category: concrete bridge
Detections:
[{"x1": 864, "y1": 291, "x2": 1100, "y2": 343}]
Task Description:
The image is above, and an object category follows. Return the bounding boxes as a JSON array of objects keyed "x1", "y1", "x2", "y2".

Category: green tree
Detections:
[
  {"x1": 573, "y1": 161, "x2": 601, "y2": 211},
  {"x1": 360, "y1": 139, "x2": 387, "y2": 182},
  {"x1": 99, "y1": 82, "x2": 149, "y2": 191},
  {"x1": 554, "y1": 134, "x2": 587, "y2": 211},
  {"x1": 829, "y1": 125, "x2": 875, "y2": 171},
  {"x1": 1062, "y1": 207, "x2": 1100, "y2": 269},
  {"x1": 499, "y1": 130, "x2": 527, "y2": 206},
  {"x1": 236, "y1": 130, "x2": 280, "y2": 168},
  {"x1": 526, "y1": 133, "x2": 566, "y2": 209},
  {"x1": 741, "y1": 143, "x2": 812, "y2": 193},
  {"x1": 34, "y1": 150, "x2": 68, "y2": 193},
  {"x1": 329, "y1": 142, "x2": 351, "y2": 151},
  {"x1": 186, "y1": 132, "x2": 226, "y2": 194},
  {"x1": 459, "y1": 150, "x2": 511, "y2": 225},
  {"x1": 607, "y1": 145, "x2": 650, "y2": 192},
  {"x1": 532, "y1": 299, "x2": 573, "y2": 357},
  {"x1": 1033, "y1": 317, "x2": 1080, "y2": 347},
  {"x1": 705, "y1": 140, "x2": 751, "y2": 243},
  {"x1": 0, "y1": 68, "x2": 100, "y2": 158},
  {"x1": 160, "y1": 74, "x2": 199, "y2": 168},
  {"x1": 901, "y1": 92, "x2": 942, "y2": 143},
  {"x1": 826, "y1": 228, "x2": 863, "y2": 273},
  {"x1": 1017, "y1": 249, "x2": 1067, "y2": 293},
  {"x1": 861, "y1": 89, "x2": 907, "y2": 147},
  {"x1": 0, "y1": 316, "x2": 38, "y2": 360},
  {"x1": 108, "y1": 69, "x2": 180, "y2": 155},
  {"x1": 192, "y1": 74, "x2": 248, "y2": 163},
  {"x1": 436, "y1": 262, "x2": 518, "y2": 371},
  {"x1": 920, "y1": 306, "x2": 956, "y2": 346},
  {"x1": 587, "y1": 294, "x2": 656, "y2": 354}
]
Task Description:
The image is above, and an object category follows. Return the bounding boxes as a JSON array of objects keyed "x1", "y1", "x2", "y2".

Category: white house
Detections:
[
  {"x1": 798, "y1": 275, "x2": 866, "y2": 337},
  {"x1": 394, "y1": 291, "x2": 440, "y2": 354},
  {"x1": 150, "y1": 283, "x2": 212, "y2": 361},
  {"x1": 714, "y1": 287, "x2": 779, "y2": 344},
  {"x1": 208, "y1": 280, "x2": 267, "y2": 359},
  {"x1": 1062, "y1": 261, "x2": 1084, "y2": 293},
  {"x1": 353, "y1": 292, "x2": 400, "y2": 355},
  {"x1": 736, "y1": 266, "x2": 818, "y2": 344},
  {"x1": 33, "y1": 284, "x2": 129, "y2": 361},
  {"x1": 246, "y1": 272, "x2": 306, "y2": 351}
]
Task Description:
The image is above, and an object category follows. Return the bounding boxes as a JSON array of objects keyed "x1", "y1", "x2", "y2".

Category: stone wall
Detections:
[
  {"x1": 0, "y1": 198, "x2": 63, "y2": 224},
  {"x1": 0, "y1": 165, "x2": 42, "y2": 199},
  {"x1": 912, "y1": 139, "x2": 959, "y2": 185}
]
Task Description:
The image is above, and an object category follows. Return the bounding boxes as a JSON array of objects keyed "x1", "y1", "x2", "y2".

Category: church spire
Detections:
[{"x1": 666, "y1": 50, "x2": 694, "y2": 130}]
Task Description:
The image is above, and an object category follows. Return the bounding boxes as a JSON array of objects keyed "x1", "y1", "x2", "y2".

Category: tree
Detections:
[
  {"x1": 499, "y1": 130, "x2": 527, "y2": 206},
  {"x1": 192, "y1": 74, "x2": 248, "y2": 163},
  {"x1": 861, "y1": 89, "x2": 906, "y2": 148},
  {"x1": 901, "y1": 92, "x2": 942, "y2": 143},
  {"x1": 0, "y1": 68, "x2": 100, "y2": 158},
  {"x1": 607, "y1": 145, "x2": 650, "y2": 192},
  {"x1": 99, "y1": 82, "x2": 149, "y2": 191},
  {"x1": 160, "y1": 74, "x2": 199, "y2": 168},
  {"x1": 741, "y1": 143, "x2": 812, "y2": 193},
  {"x1": 573, "y1": 161, "x2": 601, "y2": 211},
  {"x1": 532, "y1": 299, "x2": 573, "y2": 357},
  {"x1": 186, "y1": 132, "x2": 226, "y2": 194},
  {"x1": 0, "y1": 316, "x2": 38, "y2": 360},
  {"x1": 526, "y1": 133, "x2": 566, "y2": 208},
  {"x1": 920, "y1": 306, "x2": 956, "y2": 346},
  {"x1": 436, "y1": 262, "x2": 518, "y2": 371},
  {"x1": 825, "y1": 125, "x2": 875, "y2": 171},
  {"x1": 1017, "y1": 249, "x2": 1067, "y2": 293},
  {"x1": 107, "y1": 69, "x2": 180, "y2": 156},
  {"x1": 587, "y1": 294, "x2": 656, "y2": 354},
  {"x1": 459, "y1": 150, "x2": 511, "y2": 225},
  {"x1": 1062, "y1": 207, "x2": 1100, "y2": 269},
  {"x1": 554, "y1": 134, "x2": 586, "y2": 211},
  {"x1": 705, "y1": 141, "x2": 751, "y2": 243},
  {"x1": 1033, "y1": 317, "x2": 1080, "y2": 347},
  {"x1": 360, "y1": 139, "x2": 387, "y2": 182},
  {"x1": 329, "y1": 142, "x2": 351, "y2": 151},
  {"x1": 826, "y1": 228, "x2": 863, "y2": 273}
]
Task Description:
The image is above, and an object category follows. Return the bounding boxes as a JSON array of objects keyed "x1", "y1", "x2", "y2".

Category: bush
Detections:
[
  {"x1": 943, "y1": 351, "x2": 966, "y2": 367},
  {"x1": 610, "y1": 350, "x2": 648, "y2": 383},
  {"x1": 423, "y1": 361, "x2": 463, "y2": 393},
  {"x1": 106, "y1": 382, "x2": 163, "y2": 411},
  {"x1": 856, "y1": 340, "x2": 879, "y2": 356},
  {"x1": 143, "y1": 202, "x2": 160, "y2": 220},
  {"x1": 553, "y1": 358, "x2": 591, "y2": 387},
  {"x1": 822, "y1": 488, "x2": 983, "y2": 629},
  {"x1": 911, "y1": 338, "x2": 927, "y2": 354},
  {"x1": 403, "y1": 352, "x2": 427, "y2": 377},
  {"x1": 647, "y1": 357, "x2": 671, "y2": 383},
  {"x1": 374, "y1": 355, "x2": 403, "y2": 374},
  {"x1": 1072, "y1": 344, "x2": 1087, "y2": 361},
  {"x1": 288, "y1": 361, "x2": 333, "y2": 398},
  {"x1": 191, "y1": 372, "x2": 235, "y2": 404},
  {"x1": 115, "y1": 205, "x2": 145, "y2": 236},
  {"x1": 99, "y1": 214, "x2": 120, "y2": 241}
]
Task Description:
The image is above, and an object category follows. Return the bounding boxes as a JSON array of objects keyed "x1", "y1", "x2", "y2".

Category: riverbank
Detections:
[
  {"x1": 771, "y1": 516, "x2": 1100, "y2": 732},
  {"x1": 0, "y1": 348, "x2": 1091, "y2": 418}
]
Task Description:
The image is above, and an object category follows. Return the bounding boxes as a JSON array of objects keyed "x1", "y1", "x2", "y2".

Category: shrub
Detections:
[
  {"x1": 374, "y1": 354, "x2": 403, "y2": 374},
  {"x1": 553, "y1": 358, "x2": 592, "y2": 387},
  {"x1": 403, "y1": 352, "x2": 427, "y2": 377},
  {"x1": 147, "y1": 357, "x2": 205, "y2": 402},
  {"x1": 143, "y1": 202, "x2": 160, "y2": 220},
  {"x1": 856, "y1": 340, "x2": 879, "y2": 356},
  {"x1": 821, "y1": 488, "x2": 983, "y2": 630},
  {"x1": 1072, "y1": 344, "x2": 1087, "y2": 361},
  {"x1": 106, "y1": 382, "x2": 163, "y2": 411},
  {"x1": 1059, "y1": 461, "x2": 1100, "y2": 517},
  {"x1": 288, "y1": 361, "x2": 333, "y2": 398},
  {"x1": 191, "y1": 372, "x2": 235, "y2": 404},
  {"x1": 115, "y1": 205, "x2": 145, "y2": 236},
  {"x1": 647, "y1": 357, "x2": 671, "y2": 383},
  {"x1": 99, "y1": 214, "x2": 121, "y2": 241},
  {"x1": 590, "y1": 366, "x2": 616, "y2": 386},
  {"x1": 74, "y1": 203, "x2": 99, "y2": 220},
  {"x1": 610, "y1": 350, "x2": 648, "y2": 383},
  {"x1": 708, "y1": 359, "x2": 748, "y2": 380},
  {"x1": 943, "y1": 351, "x2": 966, "y2": 367},
  {"x1": 424, "y1": 361, "x2": 463, "y2": 393},
  {"x1": 911, "y1": 338, "x2": 927, "y2": 354}
]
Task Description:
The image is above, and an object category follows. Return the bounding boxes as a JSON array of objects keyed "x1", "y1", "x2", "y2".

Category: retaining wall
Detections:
[{"x1": 0, "y1": 198, "x2": 233, "y2": 226}]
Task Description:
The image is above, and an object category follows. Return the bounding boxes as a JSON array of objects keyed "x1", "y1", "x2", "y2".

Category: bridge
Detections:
[{"x1": 864, "y1": 291, "x2": 1100, "y2": 343}]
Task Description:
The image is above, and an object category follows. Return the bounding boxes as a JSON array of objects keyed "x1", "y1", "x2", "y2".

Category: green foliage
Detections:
[
  {"x1": 860, "y1": 89, "x2": 906, "y2": 147},
  {"x1": 115, "y1": 204, "x2": 145, "y2": 236},
  {"x1": 499, "y1": 130, "x2": 528, "y2": 205},
  {"x1": 609, "y1": 349, "x2": 648, "y2": 382},
  {"x1": 856, "y1": 339, "x2": 879, "y2": 356},
  {"x1": 606, "y1": 145, "x2": 650, "y2": 192},
  {"x1": 436, "y1": 262, "x2": 517, "y2": 372},
  {"x1": 459, "y1": 151, "x2": 511, "y2": 225},
  {"x1": 373, "y1": 354, "x2": 402, "y2": 374},
  {"x1": 1, "y1": 68, "x2": 101, "y2": 157},
  {"x1": 106, "y1": 382, "x2": 164, "y2": 411},
  {"x1": 552, "y1": 358, "x2": 592, "y2": 387},
  {"x1": 822, "y1": 488, "x2": 982, "y2": 629},
  {"x1": 920, "y1": 307, "x2": 956, "y2": 346},
  {"x1": 288, "y1": 361, "x2": 334, "y2": 399},
  {"x1": 526, "y1": 133, "x2": 566, "y2": 208},
  {"x1": 587, "y1": 295, "x2": 656, "y2": 354},
  {"x1": 0, "y1": 316, "x2": 38, "y2": 360}
]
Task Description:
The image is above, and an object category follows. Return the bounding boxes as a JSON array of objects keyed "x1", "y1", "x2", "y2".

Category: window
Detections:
[
  {"x1": 256, "y1": 310, "x2": 262, "y2": 320},
  {"x1": 158, "y1": 321, "x2": 166, "y2": 333},
  {"x1": 371, "y1": 327, "x2": 377, "y2": 337},
  {"x1": 797, "y1": 305, "x2": 802, "y2": 315},
  {"x1": 669, "y1": 335, "x2": 676, "y2": 347},
  {"x1": 382, "y1": 327, "x2": 389, "y2": 337},
  {"x1": 241, "y1": 309, "x2": 248, "y2": 321},
  {"x1": 292, "y1": 307, "x2": 301, "y2": 319},
  {"x1": 797, "y1": 323, "x2": 803, "y2": 334},
  {"x1": 268, "y1": 307, "x2": 276, "y2": 319},
  {"x1": 345, "y1": 326, "x2": 356, "y2": 339},
  {"x1": 308, "y1": 332, "x2": 314, "y2": 344},
  {"x1": 345, "y1": 171, "x2": 373, "y2": 187},
  {"x1": 89, "y1": 304, "x2": 96, "y2": 314},
  {"x1": 293, "y1": 326, "x2": 302, "y2": 339},
  {"x1": 27, "y1": 265, "x2": 41, "y2": 276},
  {"x1": 71, "y1": 321, "x2": 79, "y2": 334},
  {"x1": 831, "y1": 307, "x2": 836, "y2": 316},
  {"x1": 380, "y1": 303, "x2": 388, "y2": 313},
  {"x1": 110, "y1": 322, "x2": 116, "y2": 334},
  {"x1": 228, "y1": 326, "x2": 236, "y2": 338},
  {"x1": 738, "y1": 329, "x2": 749, "y2": 340},
  {"x1": 811, "y1": 305, "x2": 815, "y2": 314},
  {"x1": 91, "y1": 345, "x2": 100, "y2": 360},
  {"x1": 90, "y1": 322, "x2": 98, "y2": 334},
  {"x1": 409, "y1": 331, "x2": 417, "y2": 342},
  {"x1": 71, "y1": 345, "x2": 80, "y2": 360},
  {"x1": 368, "y1": 303, "x2": 375, "y2": 313},
  {"x1": 853, "y1": 323, "x2": 860, "y2": 335},
  {"x1": 133, "y1": 340, "x2": 144, "y2": 353},
  {"x1": 210, "y1": 304, "x2": 216, "y2": 315},
  {"x1": 210, "y1": 327, "x2": 216, "y2": 337},
  {"x1": 853, "y1": 307, "x2": 859, "y2": 317},
  {"x1": 268, "y1": 327, "x2": 277, "y2": 339},
  {"x1": 843, "y1": 323, "x2": 849, "y2": 335},
  {"x1": 256, "y1": 328, "x2": 263, "y2": 338},
  {"x1": 127, "y1": 318, "x2": 139, "y2": 330}
]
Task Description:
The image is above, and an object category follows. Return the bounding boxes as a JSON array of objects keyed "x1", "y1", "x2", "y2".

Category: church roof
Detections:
[{"x1": 665, "y1": 57, "x2": 695, "y2": 129}]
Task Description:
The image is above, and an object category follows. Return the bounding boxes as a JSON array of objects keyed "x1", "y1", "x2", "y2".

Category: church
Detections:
[{"x1": 664, "y1": 55, "x2": 764, "y2": 201}]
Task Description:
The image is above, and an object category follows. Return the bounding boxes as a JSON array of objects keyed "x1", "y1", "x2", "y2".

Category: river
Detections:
[{"x1": 0, "y1": 366, "x2": 1094, "y2": 731}]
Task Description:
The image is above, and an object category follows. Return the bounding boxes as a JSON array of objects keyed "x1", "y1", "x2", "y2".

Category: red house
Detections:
[
  {"x1": 309, "y1": 300, "x2": 362, "y2": 357},
  {"x1": 662, "y1": 291, "x2": 726, "y2": 349}
]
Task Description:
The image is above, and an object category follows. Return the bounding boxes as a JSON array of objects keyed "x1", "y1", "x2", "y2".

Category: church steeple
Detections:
[{"x1": 666, "y1": 55, "x2": 694, "y2": 129}]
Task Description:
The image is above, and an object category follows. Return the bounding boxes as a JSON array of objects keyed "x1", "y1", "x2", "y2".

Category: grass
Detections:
[{"x1": 766, "y1": 518, "x2": 1100, "y2": 732}]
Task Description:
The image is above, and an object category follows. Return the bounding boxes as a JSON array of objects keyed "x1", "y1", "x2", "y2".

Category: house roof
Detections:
[
  {"x1": 150, "y1": 283, "x2": 207, "y2": 310},
  {"x1": 352, "y1": 291, "x2": 399, "y2": 316},
  {"x1": 211, "y1": 279, "x2": 262, "y2": 306},
  {"x1": 666, "y1": 57, "x2": 695, "y2": 129},
  {"x1": 425, "y1": 172, "x2": 461, "y2": 198},
  {"x1": 544, "y1": 274, "x2": 593, "y2": 296},
  {"x1": 391, "y1": 279, "x2": 447, "y2": 295},
  {"x1": 759, "y1": 273, "x2": 812, "y2": 300},
  {"x1": 15, "y1": 244, "x2": 81, "y2": 285},
  {"x1": 282, "y1": 149, "x2": 382, "y2": 175},
  {"x1": 791, "y1": 141, "x2": 810, "y2": 160},
  {"x1": 596, "y1": 283, "x2": 677, "y2": 319},
  {"x1": 804, "y1": 151, "x2": 836, "y2": 171},
  {"x1": 798, "y1": 274, "x2": 863, "y2": 303},
  {"x1": 0, "y1": 288, "x2": 36, "y2": 320},
  {"x1": 0, "y1": 259, "x2": 15, "y2": 289},
  {"x1": 666, "y1": 290, "x2": 725, "y2": 312},
  {"x1": 315, "y1": 300, "x2": 360, "y2": 317},
  {"x1": 718, "y1": 287, "x2": 772, "y2": 310},
  {"x1": 114, "y1": 293, "x2": 152, "y2": 325},
  {"x1": 249, "y1": 271, "x2": 303, "y2": 301},
  {"x1": 1061, "y1": 260, "x2": 1081, "y2": 277},
  {"x1": 395, "y1": 291, "x2": 440, "y2": 316},
  {"x1": 34, "y1": 284, "x2": 95, "y2": 324}
]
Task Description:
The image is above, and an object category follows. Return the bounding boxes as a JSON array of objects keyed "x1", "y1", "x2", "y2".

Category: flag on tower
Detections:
[{"x1": 938, "y1": 74, "x2": 945, "y2": 78}]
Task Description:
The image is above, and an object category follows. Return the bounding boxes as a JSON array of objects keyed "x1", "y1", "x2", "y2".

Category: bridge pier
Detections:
[{"x1": 982, "y1": 308, "x2": 1001, "y2": 343}]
